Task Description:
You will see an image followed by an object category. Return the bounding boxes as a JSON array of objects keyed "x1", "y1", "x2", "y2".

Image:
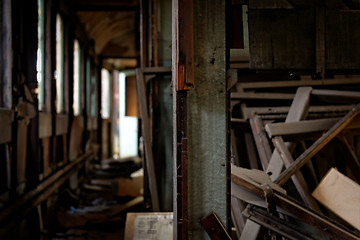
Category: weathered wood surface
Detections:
[
  {"x1": 265, "y1": 118, "x2": 340, "y2": 138},
  {"x1": 272, "y1": 136, "x2": 321, "y2": 211},
  {"x1": 275, "y1": 104, "x2": 360, "y2": 186},
  {"x1": 267, "y1": 87, "x2": 312, "y2": 181},
  {"x1": 237, "y1": 77, "x2": 360, "y2": 91},
  {"x1": 0, "y1": 109, "x2": 14, "y2": 144},
  {"x1": 136, "y1": 68, "x2": 160, "y2": 212},
  {"x1": 312, "y1": 168, "x2": 360, "y2": 231},
  {"x1": 39, "y1": 113, "x2": 52, "y2": 138},
  {"x1": 200, "y1": 212, "x2": 232, "y2": 240},
  {"x1": 232, "y1": 167, "x2": 360, "y2": 240}
]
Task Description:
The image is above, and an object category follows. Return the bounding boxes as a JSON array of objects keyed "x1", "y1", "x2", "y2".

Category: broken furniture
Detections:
[{"x1": 229, "y1": 73, "x2": 360, "y2": 239}]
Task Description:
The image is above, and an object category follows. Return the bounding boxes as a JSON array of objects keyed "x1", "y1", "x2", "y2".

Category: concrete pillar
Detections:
[{"x1": 172, "y1": 0, "x2": 228, "y2": 238}]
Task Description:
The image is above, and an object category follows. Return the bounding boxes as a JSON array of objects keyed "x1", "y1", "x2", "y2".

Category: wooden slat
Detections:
[
  {"x1": 136, "y1": 68, "x2": 160, "y2": 211},
  {"x1": 265, "y1": 118, "x2": 340, "y2": 138},
  {"x1": 200, "y1": 212, "x2": 232, "y2": 240},
  {"x1": 55, "y1": 114, "x2": 69, "y2": 136},
  {"x1": 272, "y1": 136, "x2": 321, "y2": 211},
  {"x1": 312, "y1": 168, "x2": 360, "y2": 231},
  {"x1": 275, "y1": 104, "x2": 360, "y2": 186},
  {"x1": 232, "y1": 168, "x2": 360, "y2": 240},
  {"x1": 237, "y1": 77, "x2": 360, "y2": 91},
  {"x1": 267, "y1": 87, "x2": 312, "y2": 180},
  {"x1": 39, "y1": 113, "x2": 52, "y2": 138},
  {"x1": 312, "y1": 89, "x2": 360, "y2": 100},
  {"x1": 0, "y1": 109, "x2": 14, "y2": 144},
  {"x1": 87, "y1": 116, "x2": 97, "y2": 130},
  {"x1": 242, "y1": 105, "x2": 353, "y2": 119},
  {"x1": 231, "y1": 92, "x2": 294, "y2": 100},
  {"x1": 249, "y1": 115, "x2": 272, "y2": 169}
]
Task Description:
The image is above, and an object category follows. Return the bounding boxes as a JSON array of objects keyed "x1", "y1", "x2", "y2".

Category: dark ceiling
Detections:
[{"x1": 73, "y1": 0, "x2": 139, "y2": 69}]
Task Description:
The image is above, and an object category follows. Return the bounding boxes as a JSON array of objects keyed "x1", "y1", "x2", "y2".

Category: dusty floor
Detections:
[{"x1": 40, "y1": 158, "x2": 146, "y2": 240}]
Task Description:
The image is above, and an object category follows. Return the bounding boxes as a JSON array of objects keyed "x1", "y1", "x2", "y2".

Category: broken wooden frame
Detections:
[
  {"x1": 275, "y1": 104, "x2": 360, "y2": 186},
  {"x1": 230, "y1": 84, "x2": 360, "y2": 238},
  {"x1": 231, "y1": 165, "x2": 360, "y2": 240},
  {"x1": 136, "y1": 66, "x2": 172, "y2": 212}
]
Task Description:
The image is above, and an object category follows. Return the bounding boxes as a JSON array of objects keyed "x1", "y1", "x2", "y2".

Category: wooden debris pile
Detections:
[{"x1": 229, "y1": 75, "x2": 360, "y2": 239}]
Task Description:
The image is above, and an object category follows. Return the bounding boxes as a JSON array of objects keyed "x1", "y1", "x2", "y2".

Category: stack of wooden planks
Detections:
[{"x1": 229, "y1": 73, "x2": 360, "y2": 239}]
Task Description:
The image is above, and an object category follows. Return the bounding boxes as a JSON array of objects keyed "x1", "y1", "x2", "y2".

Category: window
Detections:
[
  {"x1": 55, "y1": 14, "x2": 64, "y2": 113},
  {"x1": 118, "y1": 72, "x2": 138, "y2": 157},
  {"x1": 101, "y1": 69, "x2": 110, "y2": 119},
  {"x1": 73, "y1": 39, "x2": 81, "y2": 116},
  {"x1": 36, "y1": 0, "x2": 45, "y2": 110}
]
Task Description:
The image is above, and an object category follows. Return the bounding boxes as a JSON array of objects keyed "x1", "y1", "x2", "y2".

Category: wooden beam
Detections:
[
  {"x1": 265, "y1": 118, "x2": 340, "y2": 138},
  {"x1": 55, "y1": 114, "x2": 69, "y2": 135},
  {"x1": 136, "y1": 68, "x2": 160, "y2": 211},
  {"x1": 231, "y1": 167, "x2": 360, "y2": 240},
  {"x1": 267, "y1": 87, "x2": 312, "y2": 180},
  {"x1": 272, "y1": 136, "x2": 321, "y2": 211},
  {"x1": 231, "y1": 92, "x2": 294, "y2": 100},
  {"x1": 312, "y1": 89, "x2": 360, "y2": 100},
  {"x1": 0, "y1": 109, "x2": 14, "y2": 144},
  {"x1": 201, "y1": 212, "x2": 232, "y2": 240},
  {"x1": 275, "y1": 104, "x2": 360, "y2": 186},
  {"x1": 237, "y1": 77, "x2": 360, "y2": 91},
  {"x1": 242, "y1": 105, "x2": 353, "y2": 120},
  {"x1": 249, "y1": 115, "x2": 272, "y2": 169}
]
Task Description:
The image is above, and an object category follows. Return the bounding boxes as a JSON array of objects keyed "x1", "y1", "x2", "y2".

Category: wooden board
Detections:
[
  {"x1": 0, "y1": 109, "x2": 14, "y2": 144},
  {"x1": 124, "y1": 212, "x2": 173, "y2": 240},
  {"x1": 312, "y1": 168, "x2": 360, "y2": 231}
]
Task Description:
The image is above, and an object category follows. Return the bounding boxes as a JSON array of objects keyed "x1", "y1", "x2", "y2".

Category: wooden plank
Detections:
[
  {"x1": 231, "y1": 92, "x2": 294, "y2": 100},
  {"x1": 200, "y1": 212, "x2": 232, "y2": 240},
  {"x1": 55, "y1": 114, "x2": 69, "y2": 135},
  {"x1": 42, "y1": 138, "x2": 51, "y2": 177},
  {"x1": 141, "y1": 66, "x2": 172, "y2": 74},
  {"x1": 17, "y1": 120, "x2": 28, "y2": 185},
  {"x1": 0, "y1": 109, "x2": 14, "y2": 144},
  {"x1": 242, "y1": 105, "x2": 353, "y2": 119},
  {"x1": 39, "y1": 113, "x2": 52, "y2": 138},
  {"x1": 272, "y1": 136, "x2": 321, "y2": 211},
  {"x1": 265, "y1": 118, "x2": 340, "y2": 138},
  {"x1": 266, "y1": 117, "x2": 360, "y2": 140},
  {"x1": 232, "y1": 168, "x2": 360, "y2": 240},
  {"x1": 227, "y1": 69, "x2": 238, "y2": 91},
  {"x1": 312, "y1": 89, "x2": 360, "y2": 100},
  {"x1": 87, "y1": 116, "x2": 97, "y2": 130},
  {"x1": 275, "y1": 104, "x2": 360, "y2": 186},
  {"x1": 237, "y1": 77, "x2": 360, "y2": 91},
  {"x1": 312, "y1": 168, "x2": 360, "y2": 231},
  {"x1": 249, "y1": 115, "x2": 272, "y2": 169},
  {"x1": 267, "y1": 87, "x2": 312, "y2": 180},
  {"x1": 244, "y1": 132, "x2": 259, "y2": 169},
  {"x1": 231, "y1": 196, "x2": 246, "y2": 238},
  {"x1": 136, "y1": 68, "x2": 160, "y2": 211}
]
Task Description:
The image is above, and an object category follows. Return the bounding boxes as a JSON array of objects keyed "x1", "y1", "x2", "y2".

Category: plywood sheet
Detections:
[{"x1": 312, "y1": 168, "x2": 360, "y2": 231}]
